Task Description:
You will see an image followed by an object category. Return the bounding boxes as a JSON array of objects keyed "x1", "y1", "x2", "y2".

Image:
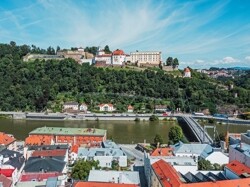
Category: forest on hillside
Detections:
[{"x1": 0, "y1": 42, "x2": 249, "y2": 113}]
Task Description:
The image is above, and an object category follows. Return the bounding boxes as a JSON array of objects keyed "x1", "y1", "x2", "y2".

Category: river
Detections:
[{"x1": 0, "y1": 119, "x2": 248, "y2": 143}]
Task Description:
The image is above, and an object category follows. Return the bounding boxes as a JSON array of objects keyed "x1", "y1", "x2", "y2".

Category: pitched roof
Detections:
[
  {"x1": 0, "y1": 132, "x2": 16, "y2": 146},
  {"x1": 74, "y1": 182, "x2": 138, "y2": 187},
  {"x1": 151, "y1": 148, "x2": 173, "y2": 156},
  {"x1": 152, "y1": 159, "x2": 183, "y2": 187},
  {"x1": 71, "y1": 145, "x2": 79, "y2": 154},
  {"x1": 29, "y1": 127, "x2": 106, "y2": 136},
  {"x1": 0, "y1": 149, "x2": 25, "y2": 170},
  {"x1": 184, "y1": 67, "x2": 191, "y2": 72},
  {"x1": 88, "y1": 170, "x2": 140, "y2": 184},
  {"x1": 64, "y1": 101, "x2": 79, "y2": 105},
  {"x1": 99, "y1": 103, "x2": 113, "y2": 107},
  {"x1": 23, "y1": 157, "x2": 66, "y2": 173},
  {"x1": 225, "y1": 160, "x2": 250, "y2": 177},
  {"x1": 0, "y1": 168, "x2": 15, "y2": 177},
  {"x1": 31, "y1": 149, "x2": 67, "y2": 157},
  {"x1": 0, "y1": 174, "x2": 12, "y2": 187},
  {"x1": 127, "y1": 105, "x2": 134, "y2": 109},
  {"x1": 25, "y1": 135, "x2": 52, "y2": 146},
  {"x1": 112, "y1": 49, "x2": 125, "y2": 55},
  {"x1": 20, "y1": 172, "x2": 62, "y2": 181}
]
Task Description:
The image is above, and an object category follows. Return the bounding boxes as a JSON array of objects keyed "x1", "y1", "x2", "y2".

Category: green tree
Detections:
[
  {"x1": 104, "y1": 45, "x2": 111, "y2": 54},
  {"x1": 198, "y1": 159, "x2": 213, "y2": 170},
  {"x1": 166, "y1": 57, "x2": 173, "y2": 66},
  {"x1": 168, "y1": 125, "x2": 183, "y2": 144},
  {"x1": 149, "y1": 115, "x2": 159, "y2": 121},
  {"x1": 71, "y1": 159, "x2": 100, "y2": 180},
  {"x1": 173, "y1": 58, "x2": 179, "y2": 68},
  {"x1": 154, "y1": 134, "x2": 163, "y2": 145}
]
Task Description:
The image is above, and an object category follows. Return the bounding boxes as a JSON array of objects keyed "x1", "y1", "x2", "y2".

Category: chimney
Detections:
[{"x1": 157, "y1": 142, "x2": 160, "y2": 148}]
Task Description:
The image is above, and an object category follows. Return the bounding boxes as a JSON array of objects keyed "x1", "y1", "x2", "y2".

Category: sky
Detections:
[{"x1": 0, "y1": 0, "x2": 250, "y2": 69}]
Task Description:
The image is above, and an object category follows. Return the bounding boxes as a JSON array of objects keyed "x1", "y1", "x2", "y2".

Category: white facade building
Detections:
[
  {"x1": 112, "y1": 49, "x2": 126, "y2": 65},
  {"x1": 99, "y1": 104, "x2": 115, "y2": 112},
  {"x1": 130, "y1": 51, "x2": 161, "y2": 66},
  {"x1": 63, "y1": 102, "x2": 79, "y2": 111},
  {"x1": 77, "y1": 147, "x2": 127, "y2": 168},
  {"x1": 88, "y1": 170, "x2": 140, "y2": 185},
  {"x1": 229, "y1": 143, "x2": 250, "y2": 167},
  {"x1": 79, "y1": 103, "x2": 88, "y2": 112}
]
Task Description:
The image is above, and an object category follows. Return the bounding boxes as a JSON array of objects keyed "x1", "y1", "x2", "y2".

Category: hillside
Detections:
[{"x1": 0, "y1": 42, "x2": 249, "y2": 113}]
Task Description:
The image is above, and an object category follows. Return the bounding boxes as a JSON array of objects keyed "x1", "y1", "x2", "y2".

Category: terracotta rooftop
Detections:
[
  {"x1": 184, "y1": 67, "x2": 191, "y2": 72},
  {"x1": 31, "y1": 149, "x2": 67, "y2": 157},
  {"x1": 71, "y1": 145, "x2": 79, "y2": 154},
  {"x1": 113, "y1": 49, "x2": 125, "y2": 55},
  {"x1": 151, "y1": 148, "x2": 173, "y2": 156},
  {"x1": 152, "y1": 159, "x2": 183, "y2": 187},
  {"x1": 99, "y1": 103, "x2": 113, "y2": 107},
  {"x1": 0, "y1": 132, "x2": 15, "y2": 146},
  {"x1": 127, "y1": 105, "x2": 134, "y2": 109},
  {"x1": 25, "y1": 135, "x2": 52, "y2": 146},
  {"x1": 74, "y1": 182, "x2": 138, "y2": 187},
  {"x1": 225, "y1": 160, "x2": 250, "y2": 177},
  {"x1": 20, "y1": 172, "x2": 62, "y2": 181}
]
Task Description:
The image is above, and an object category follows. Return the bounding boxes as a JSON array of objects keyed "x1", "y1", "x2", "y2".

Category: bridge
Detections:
[{"x1": 180, "y1": 116, "x2": 213, "y2": 144}]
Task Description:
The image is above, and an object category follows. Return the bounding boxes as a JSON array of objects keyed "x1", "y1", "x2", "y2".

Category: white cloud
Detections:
[
  {"x1": 195, "y1": 59, "x2": 204, "y2": 63},
  {"x1": 214, "y1": 56, "x2": 240, "y2": 65},
  {"x1": 245, "y1": 56, "x2": 250, "y2": 61}
]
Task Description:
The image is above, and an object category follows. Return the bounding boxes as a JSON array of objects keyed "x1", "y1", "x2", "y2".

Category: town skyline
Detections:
[{"x1": 0, "y1": 0, "x2": 250, "y2": 68}]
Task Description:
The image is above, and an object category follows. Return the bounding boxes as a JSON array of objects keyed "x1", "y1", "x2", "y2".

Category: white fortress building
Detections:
[{"x1": 130, "y1": 51, "x2": 161, "y2": 66}]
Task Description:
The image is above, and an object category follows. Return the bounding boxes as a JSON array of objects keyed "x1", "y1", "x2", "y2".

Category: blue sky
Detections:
[{"x1": 0, "y1": 0, "x2": 250, "y2": 68}]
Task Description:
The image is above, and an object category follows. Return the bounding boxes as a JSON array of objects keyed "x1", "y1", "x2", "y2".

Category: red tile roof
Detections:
[
  {"x1": 152, "y1": 159, "x2": 183, "y2": 187},
  {"x1": 99, "y1": 103, "x2": 113, "y2": 107},
  {"x1": 127, "y1": 105, "x2": 134, "y2": 109},
  {"x1": 112, "y1": 49, "x2": 125, "y2": 55},
  {"x1": 0, "y1": 174, "x2": 12, "y2": 187},
  {"x1": 0, "y1": 132, "x2": 15, "y2": 146},
  {"x1": 25, "y1": 135, "x2": 52, "y2": 146},
  {"x1": 182, "y1": 178, "x2": 250, "y2": 187},
  {"x1": 74, "y1": 182, "x2": 138, "y2": 187},
  {"x1": 225, "y1": 160, "x2": 250, "y2": 177},
  {"x1": 0, "y1": 168, "x2": 15, "y2": 177},
  {"x1": 71, "y1": 145, "x2": 79, "y2": 154},
  {"x1": 20, "y1": 172, "x2": 62, "y2": 181},
  {"x1": 151, "y1": 148, "x2": 173, "y2": 156},
  {"x1": 31, "y1": 149, "x2": 67, "y2": 157},
  {"x1": 184, "y1": 67, "x2": 190, "y2": 72}
]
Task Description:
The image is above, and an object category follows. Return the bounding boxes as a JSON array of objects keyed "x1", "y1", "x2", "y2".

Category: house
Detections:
[
  {"x1": 224, "y1": 160, "x2": 250, "y2": 179},
  {"x1": 77, "y1": 147, "x2": 127, "y2": 168},
  {"x1": 127, "y1": 105, "x2": 134, "y2": 113},
  {"x1": 183, "y1": 67, "x2": 191, "y2": 78},
  {"x1": 205, "y1": 150, "x2": 229, "y2": 165},
  {"x1": 79, "y1": 103, "x2": 88, "y2": 112},
  {"x1": 150, "y1": 148, "x2": 173, "y2": 157},
  {"x1": 149, "y1": 159, "x2": 250, "y2": 187},
  {"x1": 154, "y1": 105, "x2": 169, "y2": 113},
  {"x1": 74, "y1": 182, "x2": 139, "y2": 187},
  {"x1": 241, "y1": 130, "x2": 250, "y2": 144},
  {"x1": 0, "y1": 132, "x2": 16, "y2": 151},
  {"x1": 63, "y1": 101, "x2": 79, "y2": 111},
  {"x1": 23, "y1": 156, "x2": 67, "y2": 173},
  {"x1": 25, "y1": 127, "x2": 107, "y2": 147},
  {"x1": 112, "y1": 49, "x2": 126, "y2": 65},
  {"x1": 229, "y1": 142, "x2": 250, "y2": 167},
  {"x1": 0, "y1": 149, "x2": 25, "y2": 185},
  {"x1": 171, "y1": 142, "x2": 213, "y2": 161},
  {"x1": 88, "y1": 170, "x2": 140, "y2": 186},
  {"x1": 99, "y1": 103, "x2": 115, "y2": 112}
]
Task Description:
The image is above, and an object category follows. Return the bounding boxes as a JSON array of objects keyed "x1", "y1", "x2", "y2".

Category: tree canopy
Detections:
[
  {"x1": 71, "y1": 159, "x2": 100, "y2": 180},
  {"x1": 168, "y1": 125, "x2": 184, "y2": 144},
  {"x1": 0, "y1": 42, "x2": 249, "y2": 113}
]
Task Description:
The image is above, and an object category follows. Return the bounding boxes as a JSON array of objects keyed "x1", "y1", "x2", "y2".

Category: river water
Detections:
[{"x1": 0, "y1": 119, "x2": 248, "y2": 143}]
